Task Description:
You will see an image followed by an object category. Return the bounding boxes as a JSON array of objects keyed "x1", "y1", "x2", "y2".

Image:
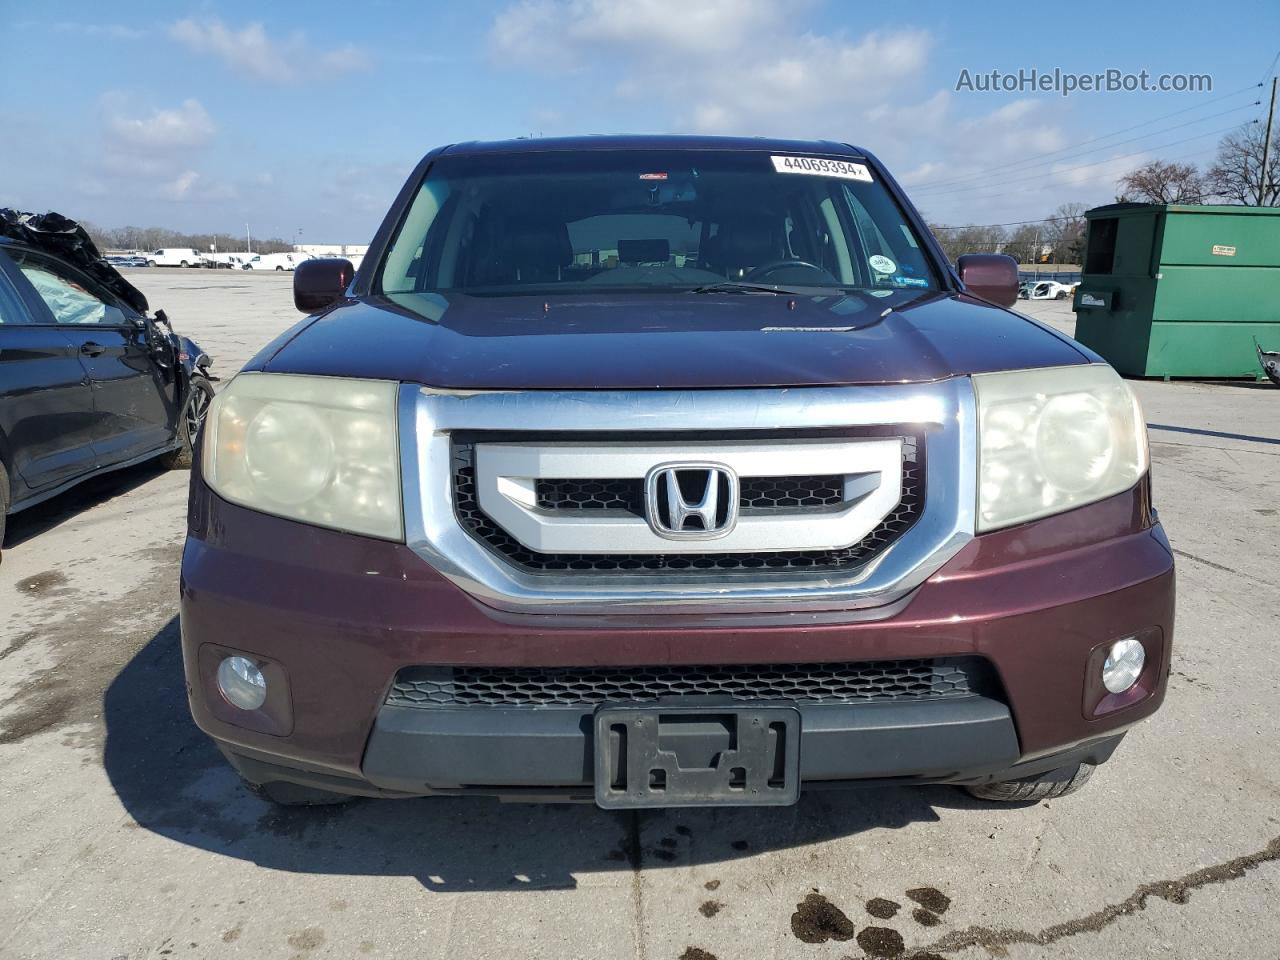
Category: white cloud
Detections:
[
  {"x1": 487, "y1": 0, "x2": 1110, "y2": 222},
  {"x1": 106, "y1": 98, "x2": 215, "y2": 149},
  {"x1": 892, "y1": 98, "x2": 1070, "y2": 197},
  {"x1": 1050, "y1": 153, "x2": 1144, "y2": 191},
  {"x1": 157, "y1": 171, "x2": 201, "y2": 200},
  {"x1": 90, "y1": 96, "x2": 238, "y2": 204},
  {"x1": 492, "y1": 0, "x2": 780, "y2": 64},
  {"x1": 490, "y1": 0, "x2": 930, "y2": 137},
  {"x1": 690, "y1": 30, "x2": 930, "y2": 133},
  {"x1": 169, "y1": 18, "x2": 372, "y2": 85}
]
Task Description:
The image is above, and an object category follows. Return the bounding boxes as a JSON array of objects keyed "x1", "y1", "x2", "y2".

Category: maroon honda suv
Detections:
[{"x1": 181, "y1": 136, "x2": 1173, "y2": 808}]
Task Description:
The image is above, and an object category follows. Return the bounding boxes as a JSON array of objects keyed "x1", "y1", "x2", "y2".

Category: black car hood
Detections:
[
  {"x1": 254, "y1": 287, "x2": 1089, "y2": 389},
  {"x1": 0, "y1": 209, "x2": 149, "y2": 314}
]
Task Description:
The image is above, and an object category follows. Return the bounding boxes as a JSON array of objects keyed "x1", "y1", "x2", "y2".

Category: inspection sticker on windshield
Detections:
[{"x1": 771, "y1": 155, "x2": 873, "y2": 182}]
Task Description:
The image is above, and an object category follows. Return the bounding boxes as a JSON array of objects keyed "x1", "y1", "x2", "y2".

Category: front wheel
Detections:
[
  {"x1": 160, "y1": 375, "x2": 215, "y2": 470},
  {"x1": 147, "y1": 260, "x2": 157, "y2": 267},
  {"x1": 964, "y1": 762, "x2": 1095, "y2": 803}
]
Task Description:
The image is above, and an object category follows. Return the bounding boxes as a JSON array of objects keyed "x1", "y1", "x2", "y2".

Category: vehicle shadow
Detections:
[
  {"x1": 3, "y1": 460, "x2": 167, "y2": 549},
  {"x1": 103, "y1": 616, "x2": 972, "y2": 892},
  {"x1": 1147, "y1": 422, "x2": 1280, "y2": 446}
]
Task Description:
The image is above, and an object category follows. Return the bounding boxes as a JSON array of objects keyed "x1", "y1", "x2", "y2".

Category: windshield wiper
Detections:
[{"x1": 688, "y1": 280, "x2": 808, "y2": 295}]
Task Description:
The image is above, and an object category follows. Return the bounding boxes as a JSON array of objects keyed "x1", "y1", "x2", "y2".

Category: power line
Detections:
[
  {"x1": 930, "y1": 215, "x2": 1080, "y2": 231},
  {"x1": 920, "y1": 136, "x2": 1246, "y2": 222},
  {"x1": 1261, "y1": 48, "x2": 1280, "y2": 84},
  {"x1": 905, "y1": 83, "x2": 1262, "y2": 191},
  {"x1": 907, "y1": 100, "x2": 1259, "y2": 194},
  {"x1": 909, "y1": 123, "x2": 1248, "y2": 200}
]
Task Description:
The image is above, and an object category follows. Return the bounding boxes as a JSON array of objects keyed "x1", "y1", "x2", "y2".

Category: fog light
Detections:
[
  {"x1": 1102, "y1": 637, "x2": 1145, "y2": 694},
  {"x1": 217, "y1": 655, "x2": 267, "y2": 710}
]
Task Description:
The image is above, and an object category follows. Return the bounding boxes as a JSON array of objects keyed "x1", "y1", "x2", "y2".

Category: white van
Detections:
[
  {"x1": 147, "y1": 248, "x2": 202, "y2": 267},
  {"x1": 242, "y1": 253, "x2": 299, "y2": 271}
]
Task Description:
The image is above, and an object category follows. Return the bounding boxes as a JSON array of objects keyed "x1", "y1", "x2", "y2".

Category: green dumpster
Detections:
[{"x1": 1073, "y1": 203, "x2": 1280, "y2": 378}]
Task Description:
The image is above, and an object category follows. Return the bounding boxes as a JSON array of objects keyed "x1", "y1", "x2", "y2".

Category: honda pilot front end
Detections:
[{"x1": 180, "y1": 136, "x2": 1173, "y2": 809}]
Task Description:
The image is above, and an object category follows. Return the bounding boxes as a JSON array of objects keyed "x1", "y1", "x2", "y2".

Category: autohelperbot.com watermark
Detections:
[{"x1": 955, "y1": 68, "x2": 1213, "y2": 97}]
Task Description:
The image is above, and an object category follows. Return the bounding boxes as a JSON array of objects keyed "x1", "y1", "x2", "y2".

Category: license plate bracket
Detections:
[{"x1": 593, "y1": 705, "x2": 801, "y2": 808}]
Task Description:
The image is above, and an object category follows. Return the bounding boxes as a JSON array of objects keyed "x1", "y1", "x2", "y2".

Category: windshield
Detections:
[{"x1": 377, "y1": 150, "x2": 938, "y2": 298}]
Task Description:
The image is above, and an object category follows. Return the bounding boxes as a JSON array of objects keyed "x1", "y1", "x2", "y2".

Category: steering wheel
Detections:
[{"x1": 743, "y1": 259, "x2": 830, "y2": 282}]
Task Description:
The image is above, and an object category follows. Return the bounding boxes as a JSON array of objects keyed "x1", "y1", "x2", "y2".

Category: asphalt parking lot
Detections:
[{"x1": 1, "y1": 270, "x2": 1277, "y2": 960}]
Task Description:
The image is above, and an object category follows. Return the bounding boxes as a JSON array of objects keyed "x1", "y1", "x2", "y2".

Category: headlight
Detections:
[
  {"x1": 202, "y1": 373, "x2": 403, "y2": 540},
  {"x1": 974, "y1": 364, "x2": 1147, "y2": 532}
]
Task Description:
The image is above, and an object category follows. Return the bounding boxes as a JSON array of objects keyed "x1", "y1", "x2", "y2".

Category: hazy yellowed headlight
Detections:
[
  {"x1": 974, "y1": 364, "x2": 1147, "y2": 532},
  {"x1": 202, "y1": 373, "x2": 402, "y2": 540}
]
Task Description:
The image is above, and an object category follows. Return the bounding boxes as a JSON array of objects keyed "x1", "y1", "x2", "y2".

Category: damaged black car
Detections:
[{"x1": 0, "y1": 210, "x2": 215, "y2": 553}]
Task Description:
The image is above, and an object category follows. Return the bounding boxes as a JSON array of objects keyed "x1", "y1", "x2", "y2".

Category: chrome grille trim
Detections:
[
  {"x1": 398, "y1": 380, "x2": 977, "y2": 614},
  {"x1": 471, "y1": 437, "x2": 903, "y2": 554},
  {"x1": 452, "y1": 436, "x2": 922, "y2": 572}
]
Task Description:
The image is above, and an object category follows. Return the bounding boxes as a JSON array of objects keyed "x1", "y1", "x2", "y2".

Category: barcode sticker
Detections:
[{"x1": 771, "y1": 155, "x2": 873, "y2": 182}]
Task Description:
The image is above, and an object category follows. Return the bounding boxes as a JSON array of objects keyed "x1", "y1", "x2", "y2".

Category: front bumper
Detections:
[{"x1": 181, "y1": 473, "x2": 1174, "y2": 799}]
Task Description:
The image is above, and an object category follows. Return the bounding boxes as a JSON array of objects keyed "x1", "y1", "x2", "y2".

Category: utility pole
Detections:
[
  {"x1": 1259, "y1": 76, "x2": 1278, "y2": 206},
  {"x1": 246, "y1": 223, "x2": 252, "y2": 254}
]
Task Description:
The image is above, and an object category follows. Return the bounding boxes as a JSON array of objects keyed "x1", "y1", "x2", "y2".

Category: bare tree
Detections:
[
  {"x1": 1001, "y1": 224, "x2": 1040, "y2": 264},
  {"x1": 1044, "y1": 203, "x2": 1087, "y2": 264},
  {"x1": 1117, "y1": 160, "x2": 1207, "y2": 204},
  {"x1": 1204, "y1": 122, "x2": 1280, "y2": 206},
  {"x1": 83, "y1": 223, "x2": 294, "y2": 255},
  {"x1": 928, "y1": 223, "x2": 1009, "y2": 262}
]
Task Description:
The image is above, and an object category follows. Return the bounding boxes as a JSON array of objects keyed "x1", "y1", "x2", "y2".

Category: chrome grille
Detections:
[
  {"x1": 386, "y1": 657, "x2": 992, "y2": 708},
  {"x1": 453, "y1": 436, "x2": 923, "y2": 573}
]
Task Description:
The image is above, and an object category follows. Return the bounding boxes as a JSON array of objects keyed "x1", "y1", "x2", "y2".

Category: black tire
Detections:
[
  {"x1": 147, "y1": 260, "x2": 157, "y2": 267},
  {"x1": 244, "y1": 779, "x2": 354, "y2": 807},
  {"x1": 160, "y1": 375, "x2": 215, "y2": 470},
  {"x1": 1055, "y1": 290, "x2": 1067, "y2": 300},
  {"x1": 275, "y1": 265, "x2": 285, "y2": 271},
  {"x1": 964, "y1": 762, "x2": 1095, "y2": 803}
]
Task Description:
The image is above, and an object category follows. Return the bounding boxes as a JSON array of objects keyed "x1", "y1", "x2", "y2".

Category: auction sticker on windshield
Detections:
[{"x1": 771, "y1": 156, "x2": 873, "y2": 182}]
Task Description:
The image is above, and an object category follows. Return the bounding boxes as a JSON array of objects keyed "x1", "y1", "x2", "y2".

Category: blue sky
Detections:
[{"x1": 2, "y1": 0, "x2": 1277, "y2": 242}]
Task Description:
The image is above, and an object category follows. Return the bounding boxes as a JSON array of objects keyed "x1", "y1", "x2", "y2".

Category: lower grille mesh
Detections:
[{"x1": 387, "y1": 658, "x2": 991, "y2": 708}]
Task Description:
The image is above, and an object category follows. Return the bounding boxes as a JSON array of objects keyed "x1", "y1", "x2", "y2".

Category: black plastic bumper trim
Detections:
[{"x1": 358, "y1": 696, "x2": 1022, "y2": 792}]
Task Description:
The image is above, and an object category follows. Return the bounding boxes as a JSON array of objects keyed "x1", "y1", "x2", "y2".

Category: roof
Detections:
[
  {"x1": 1086, "y1": 202, "x2": 1280, "y2": 218},
  {"x1": 440, "y1": 134, "x2": 866, "y2": 158}
]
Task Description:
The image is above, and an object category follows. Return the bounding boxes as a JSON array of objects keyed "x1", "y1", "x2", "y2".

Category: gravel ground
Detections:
[{"x1": 1, "y1": 270, "x2": 1277, "y2": 960}]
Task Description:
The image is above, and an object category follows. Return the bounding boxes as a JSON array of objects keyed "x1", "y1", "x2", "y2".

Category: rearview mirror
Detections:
[
  {"x1": 956, "y1": 254, "x2": 1019, "y2": 308},
  {"x1": 294, "y1": 258, "x2": 356, "y2": 313}
]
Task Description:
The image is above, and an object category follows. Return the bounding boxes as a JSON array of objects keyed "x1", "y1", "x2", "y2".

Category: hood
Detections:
[{"x1": 255, "y1": 288, "x2": 1088, "y2": 389}]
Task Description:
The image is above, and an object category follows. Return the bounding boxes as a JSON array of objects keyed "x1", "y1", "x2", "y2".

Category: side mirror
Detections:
[
  {"x1": 293, "y1": 258, "x2": 356, "y2": 313},
  {"x1": 956, "y1": 254, "x2": 1019, "y2": 308}
]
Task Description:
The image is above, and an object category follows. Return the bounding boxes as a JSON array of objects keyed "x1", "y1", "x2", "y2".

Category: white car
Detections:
[
  {"x1": 146, "y1": 248, "x2": 203, "y2": 267},
  {"x1": 1024, "y1": 280, "x2": 1075, "y2": 301},
  {"x1": 242, "y1": 253, "x2": 300, "y2": 271}
]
